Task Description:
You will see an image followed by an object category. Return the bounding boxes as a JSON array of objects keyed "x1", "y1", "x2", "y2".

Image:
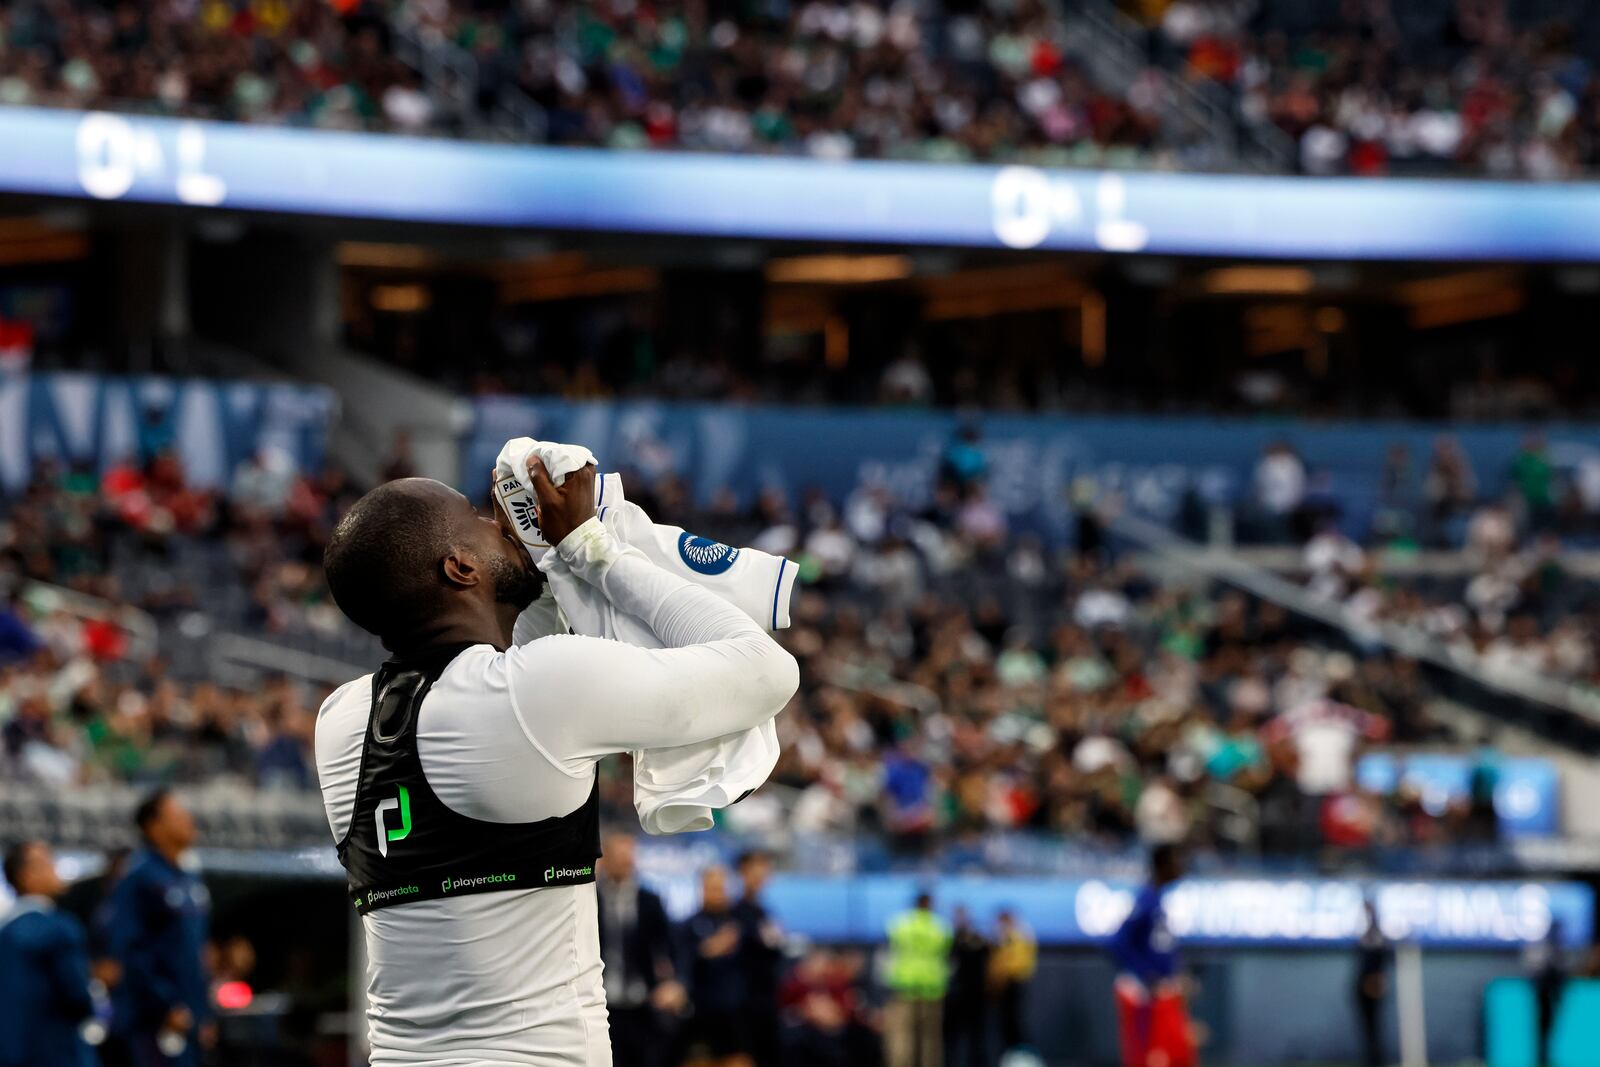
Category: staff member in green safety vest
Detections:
[{"x1": 883, "y1": 892, "x2": 952, "y2": 1067}]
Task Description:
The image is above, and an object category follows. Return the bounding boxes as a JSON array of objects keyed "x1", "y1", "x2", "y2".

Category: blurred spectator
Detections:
[
  {"x1": 945, "y1": 906, "x2": 992, "y2": 1067},
  {"x1": 1304, "y1": 521, "x2": 1365, "y2": 602},
  {"x1": 0, "y1": 591, "x2": 42, "y2": 664},
  {"x1": 682, "y1": 866, "x2": 750, "y2": 1067},
  {"x1": 779, "y1": 948, "x2": 873, "y2": 1067},
  {"x1": 1353, "y1": 897, "x2": 1390, "y2": 1067},
  {"x1": 1254, "y1": 441, "x2": 1306, "y2": 532},
  {"x1": 880, "y1": 350, "x2": 934, "y2": 407},
  {"x1": 941, "y1": 425, "x2": 988, "y2": 490},
  {"x1": 230, "y1": 447, "x2": 296, "y2": 516},
  {"x1": 1423, "y1": 436, "x2": 1478, "y2": 542},
  {"x1": 598, "y1": 830, "x2": 682, "y2": 1067},
  {"x1": 1263, "y1": 699, "x2": 1388, "y2": 797},
  {"x1": 733, "y1": 850, "x2": 784, "y2": 1067},
  {"x1": 882, "y1": 891, "x2": 951, "y2": 1067},
  {"x1": 0, "y1": 840, "x2": 97, "y2": 1067},
  {"x1": 1511, "y1": 433, "x2": 1556, "y2": 530},
  {"x1": 1530, "y1": 920, "x2": 1570, "y2": 1067},
  {"x1": 991, "y1": 908, "x2": 1037, "y2": 1055}
]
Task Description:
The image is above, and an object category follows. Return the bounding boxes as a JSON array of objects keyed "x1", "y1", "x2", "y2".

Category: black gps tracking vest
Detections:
[{"x1": 336, "y1": 643, "x2": 601, "y2": 914}]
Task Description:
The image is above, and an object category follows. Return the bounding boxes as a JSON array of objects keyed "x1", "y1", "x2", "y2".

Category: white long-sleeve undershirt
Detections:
[
  {"x1": 312, "y1": 516, "x2": 798, "y2": 1067},
  {"x1": 509, "y1": 516, "x2": 799, "y2": 764}
]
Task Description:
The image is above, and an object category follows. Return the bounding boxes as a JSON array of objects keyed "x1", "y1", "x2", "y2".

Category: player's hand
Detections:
[{"x1": 526, "y1": 457, "x2": 596, "y2": 548}]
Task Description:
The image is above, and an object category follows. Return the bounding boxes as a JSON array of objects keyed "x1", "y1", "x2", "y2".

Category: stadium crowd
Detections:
[
  {"x1": 0, "y1": 0, "x2": 1173, "y2": 165},
  {"x1": 1130, "y1": 0, "x2": 1600, "y2": 177},
  {"x1": 4, "y1": 0, "x2": 1598, "y2": 175},
  {"x1": 5, "y1": 420, "x2": 1592, "y2": 862}
]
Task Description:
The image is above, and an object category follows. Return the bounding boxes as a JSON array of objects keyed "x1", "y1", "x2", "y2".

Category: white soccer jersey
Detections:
[{"x1": 315, "y1": 518, "x2": 799, "y2": 1066}]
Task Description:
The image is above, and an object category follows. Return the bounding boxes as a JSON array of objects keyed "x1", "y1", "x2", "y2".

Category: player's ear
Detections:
[{"x1": 441, "y1": 550, "x2": 478, "y2": 589}]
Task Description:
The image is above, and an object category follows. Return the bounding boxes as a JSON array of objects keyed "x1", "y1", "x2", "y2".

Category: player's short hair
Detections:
[
  {"x1": 324, "y1": 479, "x2": 461, "y2": 640},
  {"x1": 2, "y1": 841, "x2": 39, "y2": 891},
  {"x1": 134, "y1": 788, "x2": 171, "y2": 838}
]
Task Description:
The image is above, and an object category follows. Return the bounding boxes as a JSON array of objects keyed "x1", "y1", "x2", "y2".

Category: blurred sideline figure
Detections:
[
  {"x1": 1531, "y1": 920, "x2": 1569, "y2": 1067},
  {"x1": 883, "y1": 891, "x2": 952, "y2": 1067},
  {"x1": 945, "y1": 906, "x2": 992, "y2": 1067},
  {"x1": 108, "y1": 790, "x2": 212, "y2": 1067},
  {"x1": 0, "y1": 840, "x2": 98, "y2": 1067},
  {"x1": 597, "y1": 830, "x2": 683, "y2": 1067},
  {"x1": 733, "y1": 850, "x2": 785, "y2": 1067},
  {"x1": 684, "y1": 866, "x2": 753, "y2": 1067},
  {"x1": 991, "y1": 908, "x2": 1038, "y2": 1055},
  {"x1": 1110, "y1": 845, "x2": 1193, "y2": 1067},
  {"x1": 1353, "y1": 897, "x2": 1391, "y2": 1067}
]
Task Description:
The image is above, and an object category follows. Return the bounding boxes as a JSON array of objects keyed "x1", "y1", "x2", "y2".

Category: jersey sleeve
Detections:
[{"x1": 505, "y1": 518, "x2": 799, "y2": 766}]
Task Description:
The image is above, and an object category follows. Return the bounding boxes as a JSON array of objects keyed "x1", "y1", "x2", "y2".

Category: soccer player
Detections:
[
  {"x1": 1109, "y1": 844, "x2": 1192, "y2": 1067},
  {"x1": 314, "y1": 461, "x2": 798, "y2": 1065}
]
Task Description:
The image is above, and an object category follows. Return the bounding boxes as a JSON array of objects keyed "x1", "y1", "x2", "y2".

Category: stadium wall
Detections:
[
  {"x1": 467, "y1": 396, "x2": 1600, "y2": 538},
  {"x1": 0, "y1": 372, "x2": 335, "y2": 492}
]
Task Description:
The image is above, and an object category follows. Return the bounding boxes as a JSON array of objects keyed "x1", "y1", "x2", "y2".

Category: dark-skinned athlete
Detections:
[{"x1": 314, "y1": 461, "x2": 798, "y2": 1066}]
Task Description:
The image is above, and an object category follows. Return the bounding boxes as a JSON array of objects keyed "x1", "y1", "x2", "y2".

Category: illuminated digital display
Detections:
[{"x1": 5, "y1": 106, "x2": 1600, "y2": 260}]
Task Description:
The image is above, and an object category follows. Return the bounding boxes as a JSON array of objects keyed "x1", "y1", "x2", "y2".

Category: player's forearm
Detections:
[
  {"x1": 552, "y1": 516, "x2": 779, "y2": 650},
  {"x1": 527, "y1": 519, "x2": 799, "y2": 755}
]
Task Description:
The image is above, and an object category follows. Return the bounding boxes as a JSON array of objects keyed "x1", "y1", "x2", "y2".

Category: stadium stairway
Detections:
[
  {"x1": 1066, "y1": 0, "x2": 1294, "y2": 172},
  {"x1": 1114, "y1": 512, "x2": 1600, "y2": 751},
  {"x1": 184, "y1": 333, "x2": 467, "y2": 489}
]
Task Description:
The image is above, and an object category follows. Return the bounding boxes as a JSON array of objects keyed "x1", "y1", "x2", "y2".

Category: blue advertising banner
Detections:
[
  {"x1": 641, "y1": 873, "x2": 1593, "y2": 949},
  {"x1": 0, "y1": 372, "x2": 337, "y2": 492},
  {"x1": 7, "y1": 105, "x2": 1600, "y2": 260},
  {"x1": 467, "y1": 397, "x2": 1600, "y2": 538},
  {"x1": 1356, "y1": 754, "x2": 1561, "y2": 838}
]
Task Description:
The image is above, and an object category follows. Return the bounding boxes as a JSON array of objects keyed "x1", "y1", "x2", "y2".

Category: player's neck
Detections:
[{"x1": 390, "y1": 606, "x2": 511, "y2": 657}]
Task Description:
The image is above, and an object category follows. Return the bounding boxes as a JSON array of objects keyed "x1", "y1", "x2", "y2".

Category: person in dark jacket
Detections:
[
  {"x1": 0, "y1": 840, "x2": 98, "y2": 1067},
  {"x1": 944, "y1": 906, "x2": 992, "y2": 1067},
  {"x1": 732, "y1": 850, "x2": 785, "y2": 1067},
  {"x1": 1353, "y1": 897, "x2": 1391, "y2": 1067},
  {"x1": 684, "y1": 866, "x2": 753, "y2": 1066},
  {"x1": 597, "y1": 831, "x2": 684, "y2": 1067},
  {"x1": 107, "y1": 790, "x2": 211, "y2": 1067}
]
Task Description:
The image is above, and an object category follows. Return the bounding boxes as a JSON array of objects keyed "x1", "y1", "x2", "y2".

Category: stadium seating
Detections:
[{"x1": 6, "y1": 0, "x2": 1597, "y2": 174}]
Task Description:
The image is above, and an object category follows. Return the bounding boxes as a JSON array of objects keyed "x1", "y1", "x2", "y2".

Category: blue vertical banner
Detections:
[{"x1": 0, "y1": 373, "x2": 337, "y2": 492}]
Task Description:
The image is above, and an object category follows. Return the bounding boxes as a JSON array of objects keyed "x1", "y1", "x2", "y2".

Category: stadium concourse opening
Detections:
[{"x1": 6, "y1": 2, "x2": 1600, "y2": 1063}]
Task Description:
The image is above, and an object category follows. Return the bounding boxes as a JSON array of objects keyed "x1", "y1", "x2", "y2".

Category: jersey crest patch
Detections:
[{"x1": 678, "y1": 532, "x2": 740, "y2": 575}]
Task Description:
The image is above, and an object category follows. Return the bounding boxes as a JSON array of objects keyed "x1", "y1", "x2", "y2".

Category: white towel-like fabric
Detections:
[
  {"x1": 493, "y1": 439, "x2": 797, "y2": 834},
  {"x1": 493, "y1": 437, "x2": 599, "y2": 554}
]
